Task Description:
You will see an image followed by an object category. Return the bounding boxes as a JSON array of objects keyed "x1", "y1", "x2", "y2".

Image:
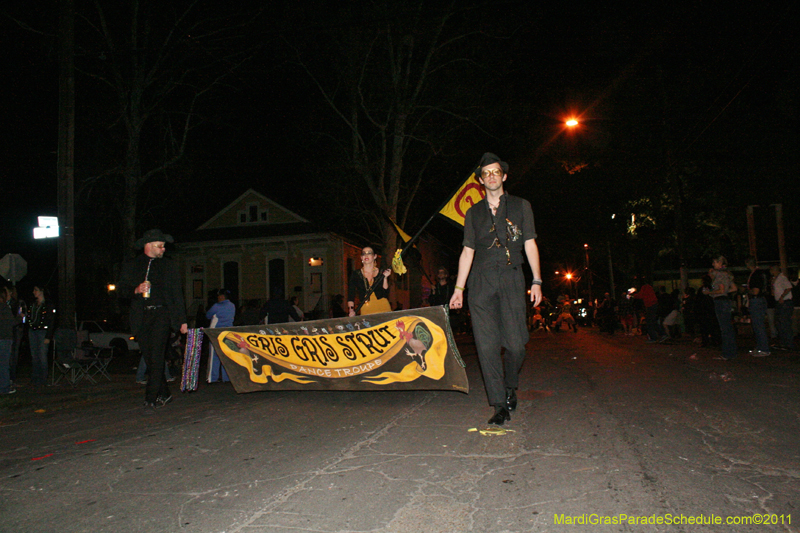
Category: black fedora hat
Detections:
[
  {"x1": 135, "y1": 228, "x2": 174, "y2": 248},
  {"x1": 476, "y1": 152, "x2": 509, "y2": 176}
]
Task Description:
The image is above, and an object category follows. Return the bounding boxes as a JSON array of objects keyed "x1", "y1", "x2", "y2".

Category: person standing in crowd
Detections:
[
  {"x1": 598, "y1": 292, "x2": 616, "y2": 334},
  {"x1": 288, "y1": 295, "x2": 305, "y2": 321},
  {"x1": 529, "y1": 305, "x2": 546, "y2": 331},
  {"x1": 769, "y1": 265, "x2": 795, "y2": 351},
  {"x1": 206, "y1": 289, "x2": 236, "y2": 383},
  {"x1": 694, "y1": 273, "x2": 720, "y2": 347},
  {"x1": 705, "y1": 256, "x2": 737, "y2": 360},
  {"x1": 655, "y1": 287, "x2": 674, "y2": 341},
  {"x1": 554, "y1": 295, "x2": 577, "y2": 332},
  {"x1": 119, "y1": 229, "x2": 187, "y2": 415},
  {"x1": 260, "y1": 288, "x2": 301, "y2": 324},
  {"x1": 194, "y1": 302, "x2": 208, "y2": 329},
  {"x1": 330, "y1": 294, "x2": 348, "y2": 318},
  {"x1": 766, "y1": 277, "x2": 778, "y2": 342},
  {"x1": 348, "y1": 246, "x2": 392, "y2": 316},
  {"x1": 661, "y1": 289, "x2": 683, "y2": 339},
  {"x1": 428, "y1": 267, "x2": 455, "y2": 307},
  {"x1": 618, "y1": 289, "x2": 636, "y2": 336},
  {"x1": 632, "y1": 282, "x2": 661, "y2": 343},
  {"x1": 7, "y1": 286, "x2": 26, "y2": 387},
  {"x1": 745, "y1": 256, "x2": 771, "y2": 356},
  {"x1": 681, "y1": 287, "x2": 698, "y2": 339},
  {"x1": 238, "y1": 299, "x2": 261, "y2": 326},
  {"x1": 449, "y1": 152, "x2": 542, "y2": 426},
  {"x1": 1, "y1": 286, "x2": 19, "y2": 395},
  {"x1": 28, "y1": 285, "x2": 56, "y2": 386}
]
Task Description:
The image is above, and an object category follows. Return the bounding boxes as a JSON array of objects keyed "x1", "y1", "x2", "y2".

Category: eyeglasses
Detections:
[
  {"x1": 361, "y1": 252, "x2": 374, "y2": 256},
  {"x1": 481, "y1": 168, "x2": 504, "y2": 178},
  {"x1": 151, "y1": 244, "x2": 166, "y2": 249}
]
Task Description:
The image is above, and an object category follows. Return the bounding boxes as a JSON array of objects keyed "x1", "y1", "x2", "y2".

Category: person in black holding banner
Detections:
[
  {"x1": 450, "y1": 153, "x2": 543, "y2": 426},
  {"x1": 348, "y1": 246, "x2": 392, "y2": 316},
  {"x1": 119, "y1": 229, "x2": 188, "y2": 415}
]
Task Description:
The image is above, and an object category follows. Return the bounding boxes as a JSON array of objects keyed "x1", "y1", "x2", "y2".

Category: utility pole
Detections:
[
  {"x1": 584, "y1": 244, "x2": 592, "y2": 304},
  {"x1": 57, "y1": 0, "x2": 76, "y2": 329},
  {"x1": 746, "y1": 205, "x2": 758, "y2": 261},
  {"x1": 607, "y1": 241, "x2": 616, "y2": 298},
  {"x1": 773, "y1": 204, "x2": 787, "y2": 274}
]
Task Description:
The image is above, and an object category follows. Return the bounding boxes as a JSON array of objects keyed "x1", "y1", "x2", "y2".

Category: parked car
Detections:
[{"x1": 78, "y1": 320, "x2": 139, "y2": 357}]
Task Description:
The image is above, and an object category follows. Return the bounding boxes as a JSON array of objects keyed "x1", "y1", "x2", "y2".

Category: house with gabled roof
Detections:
[
  {"x1": 172, "y1": 189, "x2": 447, "y2": 321},
  {"x1": 171, "y1": 189, "x2": 359, "y2": 319}
]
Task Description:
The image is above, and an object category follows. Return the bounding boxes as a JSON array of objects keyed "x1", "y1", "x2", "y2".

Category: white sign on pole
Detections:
[{"x1": 33, "y1": 216, "x2": 60, "y2": 239}]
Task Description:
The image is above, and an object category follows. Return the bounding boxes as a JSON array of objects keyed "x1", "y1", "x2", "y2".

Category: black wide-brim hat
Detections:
[
  {"x1": 476, "y1": 152, "x2": 509, "y2": 176},
  {"x1": 135, "y1": 228, "x2": 175, "y2": 248}
]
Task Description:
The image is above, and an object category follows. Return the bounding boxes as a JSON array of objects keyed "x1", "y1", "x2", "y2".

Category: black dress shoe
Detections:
[
  {"x1": 488, "y1": 406, "x2": 511, "y2": 426},
  {"x1": 505, "y1": 388, "x2": 517, "y2": 411}
]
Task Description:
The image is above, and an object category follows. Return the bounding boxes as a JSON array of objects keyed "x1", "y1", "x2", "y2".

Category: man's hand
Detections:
[
  {"x1": 180, "y1": 323, "x2": 188, "y2": 334},
  {"x1": 531, "y1": 284, "x2": 543, "y2": 306},
  {"x1": 449, "y1": 290, "x2": 463, "y2": 309},
  {"x1": 134, "y1": 282, "x2": 145, "y2": 294}
]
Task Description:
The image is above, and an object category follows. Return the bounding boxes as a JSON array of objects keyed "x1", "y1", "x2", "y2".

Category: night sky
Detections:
[{"x1": 2, "y1": 1, "x2": 797, "y2": 301}]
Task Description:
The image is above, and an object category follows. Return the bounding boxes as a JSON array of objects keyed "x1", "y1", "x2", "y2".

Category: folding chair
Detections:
[
  {"x1": 83, "y1": 344, "x2": 114, "y2": 381},
  {"x1": 51, "y1": 329, "x2": 95, "y2": 385}
]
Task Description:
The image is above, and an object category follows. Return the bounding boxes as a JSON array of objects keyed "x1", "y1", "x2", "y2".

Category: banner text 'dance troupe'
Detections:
[{"x1": 204, "y1": 307, "x2": 469, "y2": 393}]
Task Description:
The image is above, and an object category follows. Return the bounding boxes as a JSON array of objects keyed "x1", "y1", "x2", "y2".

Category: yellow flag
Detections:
[
  {"x1": 390, "y1": 219, "x2": 412, "y2": 243},
  {"x1": 438, "y1": 172, "x2": 485, "y2": 226}
]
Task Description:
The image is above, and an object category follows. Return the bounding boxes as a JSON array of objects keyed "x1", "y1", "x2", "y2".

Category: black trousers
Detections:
[
  {"x1": 138, "y1": 307, "x2": 171, "y2": 403},
  {"x1": 468, "y1": 266, "x2": 529, "y2": 406}
]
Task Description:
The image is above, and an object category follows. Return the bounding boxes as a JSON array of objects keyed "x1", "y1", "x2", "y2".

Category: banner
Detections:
[
  {"x1": 203, "y1": 306, "x2": 468, "y2": 394},
  {"x1": 438, "y1": 172, "x2": 485, "y2": 226}
]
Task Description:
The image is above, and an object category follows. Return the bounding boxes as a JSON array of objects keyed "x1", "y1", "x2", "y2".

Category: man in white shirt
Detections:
[{"x1": 769, "y1": 266, "x2": 795, "y2": 351}]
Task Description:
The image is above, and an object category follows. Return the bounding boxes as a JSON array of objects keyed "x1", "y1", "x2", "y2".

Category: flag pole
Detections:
[{"x1": 397, "y1": 169, "x2": 480, "y2": 258}]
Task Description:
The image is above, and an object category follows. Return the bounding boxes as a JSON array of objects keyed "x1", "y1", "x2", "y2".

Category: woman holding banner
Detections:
[{"x1": 348, "y1": 247, "x2": 392, "y2": 316}]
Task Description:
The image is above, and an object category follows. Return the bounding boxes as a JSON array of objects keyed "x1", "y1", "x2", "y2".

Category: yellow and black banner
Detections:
[
  {"x1": 438, "y1": 172, "x2": 485, "y2": 226},
  {"x1": 203, "y1": 306, "x2": 468, "y2": 394}
]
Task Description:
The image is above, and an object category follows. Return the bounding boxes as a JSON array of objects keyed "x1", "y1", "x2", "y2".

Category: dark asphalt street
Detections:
[{"x1": 1, "y1": 327, "x2": 799, "y2": 533}]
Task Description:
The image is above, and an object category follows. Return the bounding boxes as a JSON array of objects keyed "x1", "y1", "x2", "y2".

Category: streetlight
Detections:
[
  {"x1": 565, "y1": 272, "x2": 577, "y2": 299},
  {"x1": 566, "y1": 118, "x2": 579, "y2": 127}
]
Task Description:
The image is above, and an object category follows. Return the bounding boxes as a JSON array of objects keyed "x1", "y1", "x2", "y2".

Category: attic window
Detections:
[{"x1": 237, "y1": 203, "x2": 269, "y2": 225}]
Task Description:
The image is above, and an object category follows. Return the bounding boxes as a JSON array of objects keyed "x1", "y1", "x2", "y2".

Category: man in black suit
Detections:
[
  {"x1": 449, "y1": 153, "x2": 543, "y2": 426},
  {"x1": 119, "y1": 229, "x2": 187, "y2": 415}
]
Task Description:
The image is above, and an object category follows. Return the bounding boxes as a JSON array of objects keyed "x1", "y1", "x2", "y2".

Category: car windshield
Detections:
[{"x1": 83, "y1": 322, "x2": 103, "y2": 334}]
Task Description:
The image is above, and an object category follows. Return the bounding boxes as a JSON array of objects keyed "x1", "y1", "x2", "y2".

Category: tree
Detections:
[
  {"x1": 76, "y1": 0, "x2": 260, "y2": 255},
  {"x1": 284, "y1": 1, "x2": 490, "y2": 260}
]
